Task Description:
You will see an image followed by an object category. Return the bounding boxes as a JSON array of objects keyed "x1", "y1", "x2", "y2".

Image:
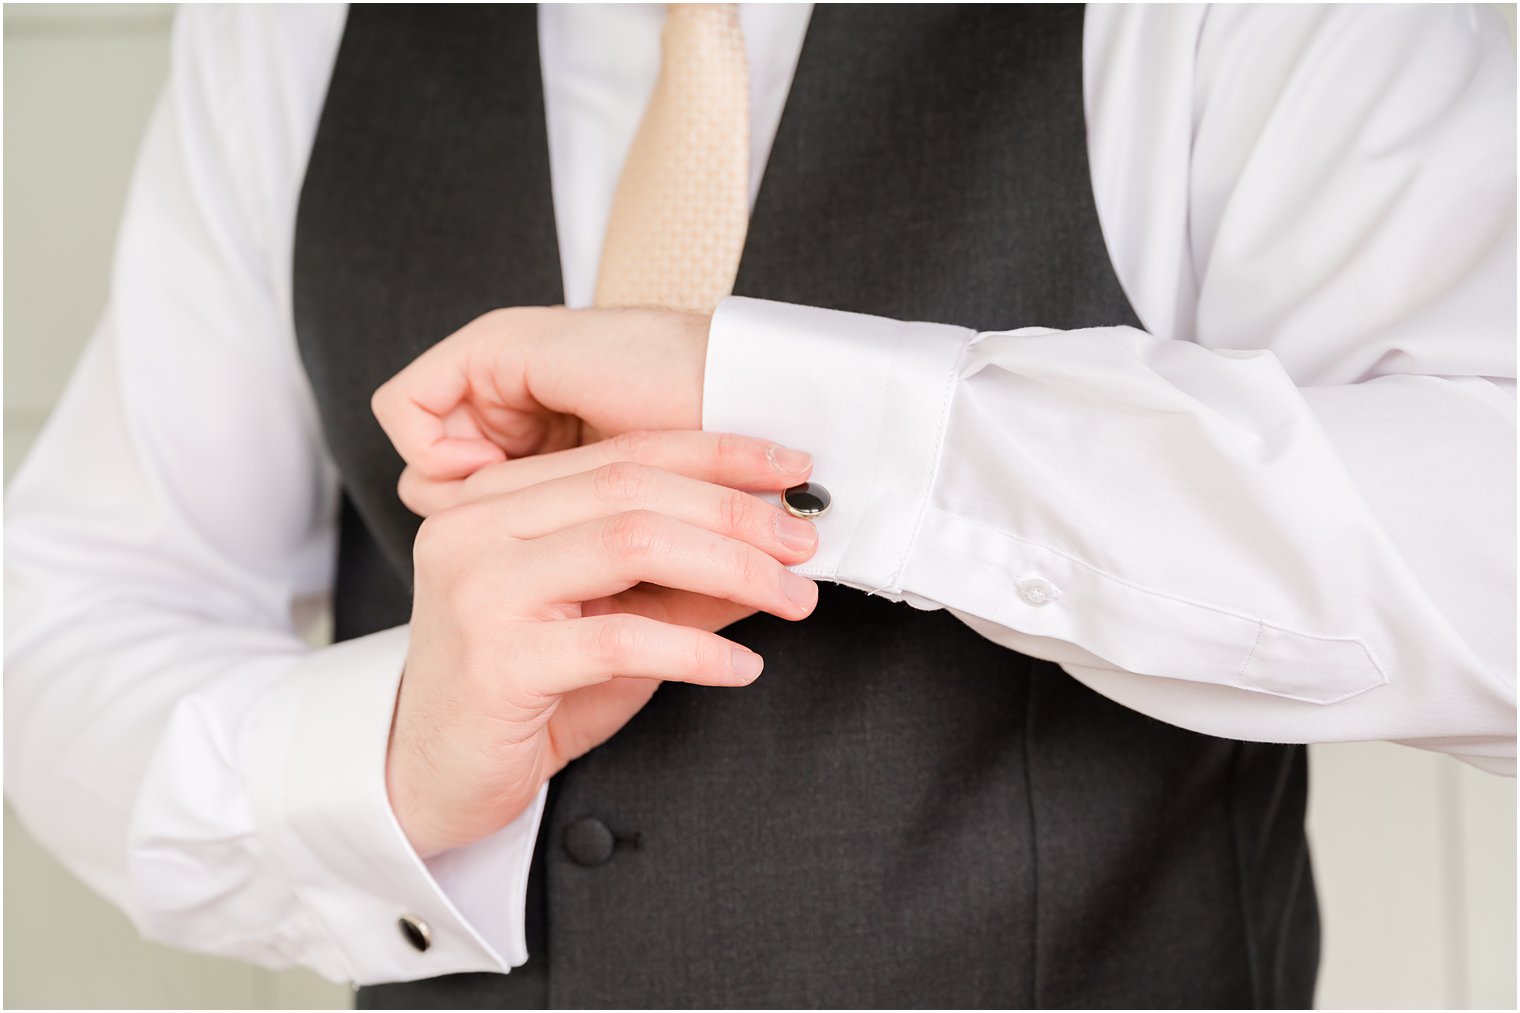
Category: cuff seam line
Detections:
[{"x1": 886, "y1": 327, "x2": 966, "y2": 590}]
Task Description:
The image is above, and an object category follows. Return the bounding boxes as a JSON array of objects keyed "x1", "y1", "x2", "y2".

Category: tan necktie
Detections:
[{"x1": 593, "y1": 3, "x2": 750, "y2": 315}]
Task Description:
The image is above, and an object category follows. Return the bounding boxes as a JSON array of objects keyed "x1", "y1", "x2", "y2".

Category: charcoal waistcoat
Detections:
[{"x1": 293, "y1": 5, "x2": 1319, "y2": 1008}]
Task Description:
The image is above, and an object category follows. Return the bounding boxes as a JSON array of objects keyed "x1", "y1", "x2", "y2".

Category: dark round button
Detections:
[
  {"x1": 563, "y1": 817, "x2": 616, "y2": 867},
  {"x1": 781, "y1": 482, "x2": 831, "y2": 518},
  {"x1": 398, "y1": 914, "x2": 431, "y2": 952}
]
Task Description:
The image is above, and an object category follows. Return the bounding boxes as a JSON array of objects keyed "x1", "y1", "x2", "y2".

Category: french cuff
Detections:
[
  {"x1": 243, "y1": 626, "x2": 545, "y2": 985},
  {"x1": 705, "y1": 297, "x2": 972, "y2": 592}
]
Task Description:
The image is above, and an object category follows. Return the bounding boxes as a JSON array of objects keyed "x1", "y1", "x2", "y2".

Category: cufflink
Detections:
[
  {"x1": 398, "y1": 913, "x2": 431, "y2": 952},
  {"x1": 781, "y1": 482, "x2": 831, "y2": 518}
]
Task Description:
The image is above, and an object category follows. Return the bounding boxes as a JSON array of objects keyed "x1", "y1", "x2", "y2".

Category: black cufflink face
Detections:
[
  {"x1": 399, "y1": 914, "x2": 431, "y2": 952},
  {"x1": 781, "y1": 482, "x2": 831, "y2": 518}
]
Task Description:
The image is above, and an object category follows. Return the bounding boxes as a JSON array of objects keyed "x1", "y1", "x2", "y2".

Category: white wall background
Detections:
[{"x1": 3, "y1": 5, "x2": 1515, "y2": 1009}]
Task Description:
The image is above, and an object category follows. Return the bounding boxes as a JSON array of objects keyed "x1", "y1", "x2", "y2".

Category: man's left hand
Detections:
[{"x1": 372, "y1": 305, "x2": 709, "y2": 488}]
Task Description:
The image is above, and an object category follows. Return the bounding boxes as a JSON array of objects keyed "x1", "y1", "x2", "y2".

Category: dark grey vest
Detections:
[{"x1": 293, "y1": 6, "x2": 1319, "y2": 1008}]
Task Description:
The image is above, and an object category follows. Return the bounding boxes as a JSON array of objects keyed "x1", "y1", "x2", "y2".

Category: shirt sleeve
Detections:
[
  {"x1": 3, "y1": 5, "x2": 539, "y2": 983},
  {"x1": 702, "y1": 5, "x2": 1517, "y2": 775}
]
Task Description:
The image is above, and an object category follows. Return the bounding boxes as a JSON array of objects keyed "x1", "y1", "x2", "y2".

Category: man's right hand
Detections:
[{"x1": 389, "y1": 430, "x2": 820, "y2": 859}]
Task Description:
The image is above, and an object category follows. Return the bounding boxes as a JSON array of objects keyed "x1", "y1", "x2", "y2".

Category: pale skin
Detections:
[{"x1": 372, "y1": 306, "x2": 810, "y2": 859}]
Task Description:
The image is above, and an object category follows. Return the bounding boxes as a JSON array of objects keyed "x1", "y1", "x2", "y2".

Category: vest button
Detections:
[{"x1": 563, "y1": 816, "x2": 617, "y2": 867}]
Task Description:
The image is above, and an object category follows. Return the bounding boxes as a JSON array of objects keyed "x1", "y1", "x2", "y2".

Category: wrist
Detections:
[
  {"x1": 384, "y1": 694, "x2": 449, "y2": 860},
  {"x1": 558, "y1": 306, "x2": 708, "y2": 434},
  {"x1": 681, "y1": 308, "x2": 711, "y2": 429}
]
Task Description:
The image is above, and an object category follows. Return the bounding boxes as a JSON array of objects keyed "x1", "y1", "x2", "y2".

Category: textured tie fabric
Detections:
[{"x1": 593, "y1": 4, "x2": 750, "y2": 314}]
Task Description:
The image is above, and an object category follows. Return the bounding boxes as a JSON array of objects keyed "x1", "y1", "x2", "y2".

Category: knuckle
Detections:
[
  {"x1": 470, "y1": 306, "x2": 520, "y2": 340},
  {"x1": 411, "y1": 514, "x2": 453, "y2": 570},
  {"x1": 729, "y1": 542, "x2": 759, "y2": 584},
  {"x1": 717, "y1": 489, "x2": 756, "y2": 536},
  {"x1": 592, "y1": 461, "x2": 649, "y2": 507},
  {"x1": 688, "y1": 636, "x2": 723, "y2": 675},
  {"x1": 713, "y1": 431, "x2": 747, "y2": 468},
  {"x1": 397, "y1": 468, "x2": 434, "y2": 516},
  {"x1": 593, "y1": 616, "x2": 643, "y2": 666},
  {"x1": 369, "y1": 383, "x2": 392, "y2": 421},
  {"x1": 609, "y1": 429, "x2": 659, "y2": 464},
  {"x1": 414, "y1": 536, "x2": 473, "y2": 609},
  {"x1": 602, "y1": 510, "x2": 664, "y2": 559},
  {"x1": 413, "y1": 506, "x2": 499, "y2": 583}
]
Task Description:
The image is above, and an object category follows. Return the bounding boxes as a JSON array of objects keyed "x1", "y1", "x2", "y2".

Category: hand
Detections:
[
  {"x1": 388, "y1": 430, "x2": 820, "y2": 858},
  {"x1": 371, "y1": 305, "x2": 709, "y2": 485}
]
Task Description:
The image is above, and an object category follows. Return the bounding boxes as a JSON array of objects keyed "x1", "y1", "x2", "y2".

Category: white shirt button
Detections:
[{"x1": 1018, "y1": 577, "x2": 1060, "y2": 606}]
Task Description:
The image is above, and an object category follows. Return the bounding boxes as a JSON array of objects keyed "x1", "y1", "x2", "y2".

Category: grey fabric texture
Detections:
[{"x1": 292, "y1": 5, "x2": 1320, "y2": 1008}]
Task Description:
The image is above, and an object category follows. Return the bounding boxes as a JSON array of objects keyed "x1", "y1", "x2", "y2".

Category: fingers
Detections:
[
  {"x1": 400, "y1": 430, "x2": 813, "y2": 516},
  {"x1": 586, "y1": 583, "x2": 759, "y2": 634},
  {"x1": 525, "y1": 614, "x2": 764, "y2": 695},
  {"x1": 469, "y1": 461, "x2": 819, "y2": 564},
  {"x1": 497, "y1": 510, "x2": 819, "y2": 621},
  {"x1": 371, "y1": 339, "x2": 497, "y2": 481},
  {"x1": 372, "y1": 308, "x2": 551, "y2": 480}
]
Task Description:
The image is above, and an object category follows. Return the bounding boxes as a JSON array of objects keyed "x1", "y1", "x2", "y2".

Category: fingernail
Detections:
[
  {"x1": 782, "y1": 571, "x2": 818, "y2": 614},
  {"x1": 731, "y1": 646, "x2": 764, "y2": 682},
  {"x1": 768, "y1": 445, "x2": 812, "y2": 475},
  {"x1": 775, "y1": 514, "x2": 818, "y2": 552}
]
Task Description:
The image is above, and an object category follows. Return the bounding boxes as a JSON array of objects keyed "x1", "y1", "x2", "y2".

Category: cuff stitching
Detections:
[{"x1": 888, "y1": 329, "x2": 965, "y2": 589}]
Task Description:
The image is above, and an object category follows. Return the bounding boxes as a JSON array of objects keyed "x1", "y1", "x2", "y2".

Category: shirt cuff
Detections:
[
  {"x1": 243, "y1": 625, "x2": 545, "y2": 984},
  {"x1": 704, "y1": 296, "x2": 972, "y2": 594}
]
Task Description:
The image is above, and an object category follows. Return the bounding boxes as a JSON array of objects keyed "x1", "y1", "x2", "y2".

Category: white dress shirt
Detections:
[{"x1": 4, "y1": 2, "x2": 1514, "y2": 987}]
